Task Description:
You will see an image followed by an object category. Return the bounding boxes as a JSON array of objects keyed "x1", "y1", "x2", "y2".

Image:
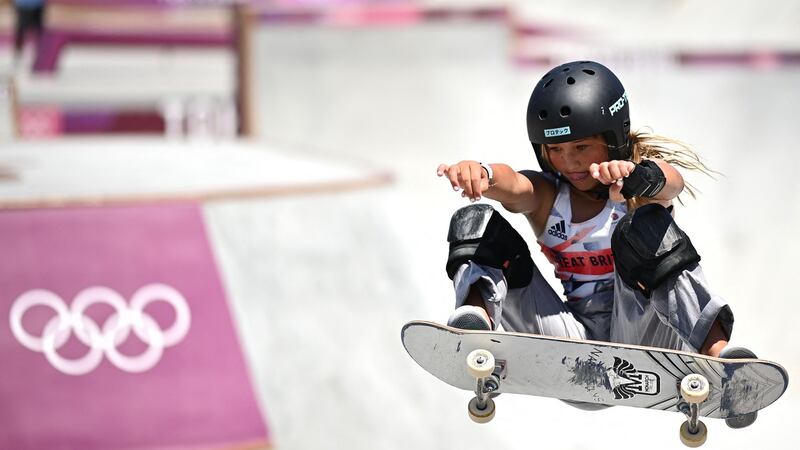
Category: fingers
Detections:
[
  {"x1": 448, "y1": 165, "x2": 462, "y2": 192},
  {"x1": 609, "y1": 161, "x2": 634, "y2": 180},
  {"x1": 437, "y1": 164, "x2": 460, "y2": 191},
  {"x1": 590, "y1": 162, "x2": 613, "y2": 185},
  {"x1": 469, "y1": 165, "x2": 484, "y2": 200},
  {"x1": 599, "y1": 163, "x2": 614, "y2": 183},
  {"x1": 591, "y1": 161, "x2": 635, "y2": 185},
  {"x1": 608, "y1": 179, "x2": 625, "y2": 202},
  {"x1": 590, "y1": 163, "x2": 601, "y2": 180},
  {"x1": 438, "y1": 161, "x2": 485, "y2": 201},
  {"x1": 457, "y1": 164, "x2": 481, "y2": 200}
]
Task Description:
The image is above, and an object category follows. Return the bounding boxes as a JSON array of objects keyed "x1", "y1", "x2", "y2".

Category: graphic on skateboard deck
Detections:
[{"x1": 402, "y1": 320, "x2": 788, "y2": 447}]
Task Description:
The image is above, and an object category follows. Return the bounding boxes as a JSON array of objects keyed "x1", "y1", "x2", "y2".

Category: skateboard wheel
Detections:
[
  {"x1": 468, "y1": 397, "x2": 495, "y2": 423},
  {"x1": 679, "y1": 420, "x2": 707, "y2": 447},
  {"x1": 680, "y1": 374, "x2": 710, "y2": 404},
  {"x1": 466, "y1": 349, "x2": 495, "y2": 379}
]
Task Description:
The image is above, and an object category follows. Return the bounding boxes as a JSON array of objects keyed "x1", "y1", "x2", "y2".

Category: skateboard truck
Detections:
[
  {"x1": 465, "y1": 349, "x2": 502, "y2": 423},
  {"x1": 678, "y1": 374, "x2": 710, "y2": 447}
]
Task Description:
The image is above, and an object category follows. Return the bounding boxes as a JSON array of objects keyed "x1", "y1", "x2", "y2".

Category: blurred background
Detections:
[{"x1": 0, "y1": 0, "x2": 798, "y2": 449}]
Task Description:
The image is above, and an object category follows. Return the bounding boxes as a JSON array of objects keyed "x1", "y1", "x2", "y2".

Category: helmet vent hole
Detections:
[
  {"x1": 562, "y1": 67, "x2": 570, "y2": 72},
  {"x1": 560, "y1": 106, "x2": 571, "y2": 117},
  {"x1": 566, "y1": 76, "x2": 575, "y2": 85},
  {"x1": 539, "y1": 110, "x2": 548, "y2": 120},
  {"x1": 543, "y1": 79, "x2": 553, "y2": 88},
  {"x1": 582, "y1": 69, "x2": 595, "y2": 75}
]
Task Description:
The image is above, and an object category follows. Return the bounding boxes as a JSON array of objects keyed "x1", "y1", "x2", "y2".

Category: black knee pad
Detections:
[
  {"x1": 445, "y1": 204, "x2": 533, "y2": 289},
  {"x1": 611, "y1": 204, "x2": 701, "y2": 295}
]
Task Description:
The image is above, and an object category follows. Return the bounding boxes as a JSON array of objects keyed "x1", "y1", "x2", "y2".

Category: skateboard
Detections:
[{"x1": 401, "y1": 320, "x2": 788, "y2": 447}]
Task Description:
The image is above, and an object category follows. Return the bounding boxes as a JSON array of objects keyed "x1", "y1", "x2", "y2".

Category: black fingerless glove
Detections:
[{"x1": 620, "y1": 160, "x2": 666, "y2": 199}]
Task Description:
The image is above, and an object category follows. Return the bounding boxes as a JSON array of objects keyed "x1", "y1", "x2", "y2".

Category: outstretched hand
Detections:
[
  {"x1": 590, "y1": 160, "x2": 636, "y2": 202},
  {"x1": 437, "y1": 161, "x2": 490, "y2": 202}
]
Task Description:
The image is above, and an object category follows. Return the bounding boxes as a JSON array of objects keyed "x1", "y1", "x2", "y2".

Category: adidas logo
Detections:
[{"x1": 547, "y1": 220, "x2": 568, "y2": 240}]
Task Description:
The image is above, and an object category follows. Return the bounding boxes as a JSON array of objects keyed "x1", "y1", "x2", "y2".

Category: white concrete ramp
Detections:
[{"x1": 0, "y1": 138, "x2": 390, "y2": 208}]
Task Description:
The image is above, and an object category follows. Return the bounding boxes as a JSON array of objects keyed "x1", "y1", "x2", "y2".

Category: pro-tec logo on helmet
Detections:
[
  {"x1": 609, "y1": 91, "x2": 628, "y2": 116},
  {"x1": 544, "y1": 126, "x2": 571, "y2": 138}
]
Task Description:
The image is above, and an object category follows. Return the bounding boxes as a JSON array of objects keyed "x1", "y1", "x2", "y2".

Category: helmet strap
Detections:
[{"x1": 607, "y1": 140, "x2": 632, "y2": 161}]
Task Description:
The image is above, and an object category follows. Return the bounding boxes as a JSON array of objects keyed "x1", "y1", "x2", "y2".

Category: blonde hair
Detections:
[
  {"x1": 541, "y1": 129, "x2": 718, "y2": 209},
  {"x1": 627, "y1": 128, "x2": 718, "y2": 209}
]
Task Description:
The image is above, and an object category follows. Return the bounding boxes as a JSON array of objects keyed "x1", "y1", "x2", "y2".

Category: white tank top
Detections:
[{"x1": 536, "y1": 181, "x2": 627, "y2": 301}]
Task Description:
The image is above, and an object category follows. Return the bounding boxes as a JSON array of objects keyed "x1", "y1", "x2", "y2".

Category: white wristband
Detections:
[{"x1": 479, "y1": 162, "x2": 494, "y2": 186}]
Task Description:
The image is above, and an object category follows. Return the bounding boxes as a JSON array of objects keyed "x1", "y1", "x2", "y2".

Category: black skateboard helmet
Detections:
[{"x1": 526, "y1": 61, "x2": 631, "y2": 174}]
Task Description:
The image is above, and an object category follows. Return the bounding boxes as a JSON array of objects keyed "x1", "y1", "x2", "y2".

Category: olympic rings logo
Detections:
[{"x1": 9, "y1": 284, "x2": 191, "y2": 376}]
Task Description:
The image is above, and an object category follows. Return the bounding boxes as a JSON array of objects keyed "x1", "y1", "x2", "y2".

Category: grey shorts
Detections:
[{"x1": 452, "y1": 260, "x2": 733, "y2": 353}]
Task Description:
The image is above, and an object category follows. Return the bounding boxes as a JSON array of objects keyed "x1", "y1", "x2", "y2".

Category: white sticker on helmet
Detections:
[
  {"x1": 544, "y1": 126, "x2": 571, "y2": 138},
  {"x1": 609, "y1": 91, "x2": 628, "y2": 116}
]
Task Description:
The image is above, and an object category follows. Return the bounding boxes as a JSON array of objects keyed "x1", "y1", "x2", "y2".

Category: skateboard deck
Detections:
[{"x1": 402, "y1": 320, "x2": 788, "y2": 419}]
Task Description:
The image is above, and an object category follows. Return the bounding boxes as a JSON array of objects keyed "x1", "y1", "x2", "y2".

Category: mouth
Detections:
[{"x1": 565, "y1": 171, "x2": 590, "y2": 182}]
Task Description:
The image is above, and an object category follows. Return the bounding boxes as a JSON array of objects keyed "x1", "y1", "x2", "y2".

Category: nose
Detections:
[{"x1": 561, "y1": 150, "x2": 581, "y2": 169}]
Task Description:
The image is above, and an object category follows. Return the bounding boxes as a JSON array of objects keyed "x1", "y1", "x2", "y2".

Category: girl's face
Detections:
[{"x1": 545, "y1": 135, "x2": 609, "y2": 191}]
